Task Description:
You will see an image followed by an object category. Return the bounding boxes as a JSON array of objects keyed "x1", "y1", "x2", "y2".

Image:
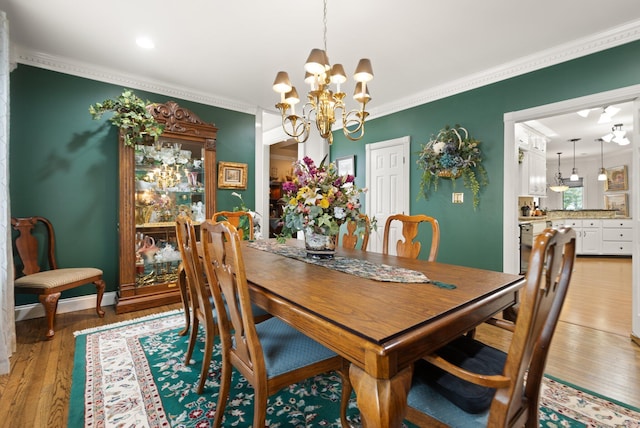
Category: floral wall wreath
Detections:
[{"x1": 417, "y1": 124, "x2": 488, "y2": 209}]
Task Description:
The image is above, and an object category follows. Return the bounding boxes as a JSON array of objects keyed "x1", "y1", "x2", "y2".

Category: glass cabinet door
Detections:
[{"x1": 133, "y1": 138, "x2": 205, "y2": 288}]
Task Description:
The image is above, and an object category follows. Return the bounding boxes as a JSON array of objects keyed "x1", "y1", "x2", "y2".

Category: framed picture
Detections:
[
  {"x1": 604, "y1": 193, "x2": 629, "y2": 217},
  {"x1": 336, "y1": 155, "x2": 355, "y2": 177},
  {"x1": 605, "y1": 165, "x2": 628, "y2": 191},
  {"x1": 218, "y1": 161, "x2": 248, "y2": 189}
]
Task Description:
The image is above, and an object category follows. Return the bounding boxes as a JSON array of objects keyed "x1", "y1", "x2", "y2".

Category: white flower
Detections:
[
  {"x1": 433, "y1": 141, "x2": 447, "y2": 154},
  {"x1": 231, "y1": 192, "x2": 242, "y2": 199},
  {"x1": 333, "y1": 207, "x2": 346, "y2": 220}
]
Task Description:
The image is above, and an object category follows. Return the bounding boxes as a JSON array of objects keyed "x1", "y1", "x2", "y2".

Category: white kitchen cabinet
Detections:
[
  {"x1": 581, "y1": 223, "x2": 602, "y2": 254},
  {"x1": 551, "y1": 219, "x2": 602, "y2": 254},
  {"x1": 601, "y1": 219, "x2": 633, "y2": 255},
  {"x1": 519, "y1": 149, "x2": 547, "y2": 197},
  {"x1": 516, "y1": 124, "x2": 547, "y2": 197}
]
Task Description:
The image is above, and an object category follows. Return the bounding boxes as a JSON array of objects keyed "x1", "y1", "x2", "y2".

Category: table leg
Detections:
[{"x1": 349, "y1": 363, "x2": 413, "y2": 428}]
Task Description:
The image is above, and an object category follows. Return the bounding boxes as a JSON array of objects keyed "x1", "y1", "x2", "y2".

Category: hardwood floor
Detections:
[{"x1": 0, "y1": 257, "x2": 638, "y2": 427}]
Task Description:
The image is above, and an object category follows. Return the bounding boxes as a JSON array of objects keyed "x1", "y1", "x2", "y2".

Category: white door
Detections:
[{"x1": 365, "y1": 136, "x2": 411, "y2": 253}]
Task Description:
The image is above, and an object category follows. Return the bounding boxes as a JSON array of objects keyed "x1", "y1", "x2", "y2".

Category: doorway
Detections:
[
  {"x1": 502, "y1": 84, "x2": 640, "y2": 342},
  {"x1": 365, "y1": 136, "x2": 411, "y2": 253}
]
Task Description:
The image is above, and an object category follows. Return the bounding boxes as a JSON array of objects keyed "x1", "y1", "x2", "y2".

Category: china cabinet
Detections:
[{"x1": 116, "y1": 101, "x2": 218, "y2": 313}]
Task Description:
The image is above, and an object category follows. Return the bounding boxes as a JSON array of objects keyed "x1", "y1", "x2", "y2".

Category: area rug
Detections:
[{"x1": 69, "y1": 310, "x2": 640, "y2": 427}]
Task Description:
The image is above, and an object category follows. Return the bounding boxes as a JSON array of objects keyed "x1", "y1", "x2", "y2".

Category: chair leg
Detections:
[
  {"x1": 253, "y1": 382, "x2": 269, "y2": 428},
  {"x1": 213, "y1": 349, "x2": 232, "y2": 428},
  {"x1": 176, "y1": 266, "x2": 191, "y2": 336},
  {"x1": 196, "y1": 324, "x2": 215, "y2": 394},
  {"x1": 94, "y1": 278, "x2": 106, "y2": 317},
  {"x1": 185, "y1": 317, "x2": 200, "y2": 366},
  {"x1": 39, "y1": 292, "x2": 61, "y2": 340}
]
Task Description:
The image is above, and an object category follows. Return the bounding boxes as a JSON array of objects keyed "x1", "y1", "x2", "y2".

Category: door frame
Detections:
[{"x1": 502, "y1": 84, "x2": 640, "y2": 341}]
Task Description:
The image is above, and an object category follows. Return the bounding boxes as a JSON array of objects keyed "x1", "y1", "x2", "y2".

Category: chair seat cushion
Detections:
[
  {"x1": 256, "y1": 317, "x2": 337, "y2": 378},
  {"x1": 14, "y1": 267, "x2": 102, "y2": 289},
  {"x1": 409, "y1": 335, "x2": 507, "y2": 415}
]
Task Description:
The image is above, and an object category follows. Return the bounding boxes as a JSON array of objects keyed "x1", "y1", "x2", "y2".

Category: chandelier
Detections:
[
  {"x1": 602, "y1": 123, "x2": 630, "y2": 145},
  {"x1": 549, "y1": 152, "x2": 569, "y2": 193},
  {"x1": 272, "y1": 0, "x2": 373, "y2": 145}
]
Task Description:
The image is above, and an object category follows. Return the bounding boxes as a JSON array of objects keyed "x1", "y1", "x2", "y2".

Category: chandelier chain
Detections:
[{"x1": 323, "y1": 0, "x2": 328, "y2": 53}]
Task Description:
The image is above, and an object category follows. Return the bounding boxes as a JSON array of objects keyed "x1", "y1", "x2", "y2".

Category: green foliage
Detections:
[
  {"x1": 417, "y1": 124, "x2": 488, "y2": 209},
  {"x1": 89, "y1": 89, "x2": 164, "y2": 147}
]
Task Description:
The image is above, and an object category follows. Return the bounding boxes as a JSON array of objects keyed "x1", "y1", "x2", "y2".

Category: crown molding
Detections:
[
  {"x1": 367, "y1": 19, "x2": 640, "y2": 121},
  {"x1": 11, "y1": 19, "x2": 640, "y2": 121},
  {"x1": 12, "y1": 46, "x2": 258, "y2": 115}
]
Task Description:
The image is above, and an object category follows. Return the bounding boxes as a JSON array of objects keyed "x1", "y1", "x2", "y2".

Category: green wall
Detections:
[
  {"x1": 10, "y1": 39, "x2": 640, "y2": 304},
  {"x1": 10, "y1": 65, "x2": 255, "y2": 305},
  {"x1": 331, "y1": 40, "x2": 640, "y2": 270}
]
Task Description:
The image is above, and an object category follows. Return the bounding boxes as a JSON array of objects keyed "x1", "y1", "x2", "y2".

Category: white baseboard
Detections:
[{"x1": 14, "y1": 292, "x2": 118, "y2": 322}]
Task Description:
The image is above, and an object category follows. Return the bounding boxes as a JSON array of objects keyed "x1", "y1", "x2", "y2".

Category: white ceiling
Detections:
[{"x1": 2, "y1": 0, "x2": 640, "y2": 157}]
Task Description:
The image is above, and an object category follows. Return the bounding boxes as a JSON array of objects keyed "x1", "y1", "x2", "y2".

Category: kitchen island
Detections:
[{"x1": 519, "y1": 210, "x2": 631, "y2": 256}]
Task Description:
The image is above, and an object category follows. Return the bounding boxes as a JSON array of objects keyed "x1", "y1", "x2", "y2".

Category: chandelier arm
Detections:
[
  {"x1": 279, "y1": 110, "x2": 310, "y2": 143},
  {"x1": 342, "y1": 109, "x2": 368, "y2": 141}
]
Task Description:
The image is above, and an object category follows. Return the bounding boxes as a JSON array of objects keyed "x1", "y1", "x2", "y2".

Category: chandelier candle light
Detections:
[{"x1": 272, "y1": 0, "x2": 373, "y2": 145}]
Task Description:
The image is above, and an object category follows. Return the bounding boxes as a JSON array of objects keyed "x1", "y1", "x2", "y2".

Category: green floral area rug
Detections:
[{"x1": 69, "y1": 311, "x2": 640, "y2": 427}]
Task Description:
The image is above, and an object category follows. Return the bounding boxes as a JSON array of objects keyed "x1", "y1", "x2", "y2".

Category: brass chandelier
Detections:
[{"x1": 272, "y1": 0, "x2": 373, "y2": 145}]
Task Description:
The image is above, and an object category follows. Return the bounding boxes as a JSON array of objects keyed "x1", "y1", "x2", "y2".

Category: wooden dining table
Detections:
[{"x1": 237, "y1": 239, "x2": 525, "y2": 427}]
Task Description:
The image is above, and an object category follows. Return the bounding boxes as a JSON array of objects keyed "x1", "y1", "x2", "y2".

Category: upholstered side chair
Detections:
[{"x1": 11, "y1": 216, "x2": 105, "y2": 339}]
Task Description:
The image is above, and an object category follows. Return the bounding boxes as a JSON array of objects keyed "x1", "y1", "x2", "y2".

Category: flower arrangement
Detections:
[
  {"x1": 279, "y1": 156, "x2": 368, "y2": 240},
  {"x1": 417, "y1": 124, "x2": 488, "y2": 209}
]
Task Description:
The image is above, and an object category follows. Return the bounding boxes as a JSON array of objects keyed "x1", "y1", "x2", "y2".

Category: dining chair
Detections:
[
  {"x1": 11, "y1": 216, "x2": 105, "y2": 340},
  {"x1": 200, "y1": 220, "x2": 351, "y2": 428},
  {"x1": 405, "y1": 226, "x2": 577, "y2": 428},
  {"x1": 176, "y1": 215, "x2": 271, "y2": 393},
  {"x1": 175, "y1": 214, "x2": 218, "y2": 394},
  {"x1": 341, "y1": 213, "x2": 371, "y2": 251},
  {"x1": 382, "y1": 213, "x2": 440, "y2": 260},
  {"x1": 213, "y1": 210, "x2": 254, "y2": 240}
]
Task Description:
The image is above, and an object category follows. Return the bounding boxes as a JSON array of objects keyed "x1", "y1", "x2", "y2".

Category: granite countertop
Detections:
[{"x1": 519, "y1": 209, "x2": 628, "y2": 224}]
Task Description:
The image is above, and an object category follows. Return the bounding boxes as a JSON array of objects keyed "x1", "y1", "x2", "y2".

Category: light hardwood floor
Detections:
[{"x1": 0, "y1": 257, "x2": 638, "y2": 427}]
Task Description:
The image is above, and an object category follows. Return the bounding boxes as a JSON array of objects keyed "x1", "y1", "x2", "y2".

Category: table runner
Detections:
[{"x1": 248, "y1": 240, "x2": 433, "y2": 284}]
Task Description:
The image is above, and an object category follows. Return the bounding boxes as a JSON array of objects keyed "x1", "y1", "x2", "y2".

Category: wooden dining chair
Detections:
[
  {"x1": 213, "y1": 210, "x2": 254, "y2": 240},
  {"x1": 382, "y1": 213, "x2": 440, "y2": 260},
  {"x1": 341, "y1": 214, "x2": 371, "y2": 251},
  {"x1": 405, "y1": 226, "x2": 576, "y2": 428},
  {"x1": 200, "y1": 220, "x2": 351, "y2": 428},
  {"x1": 11, "y1": 216, "x2": 105, "y2": 340},
  {"x1": 175, "y1": 214, "x2": 218, "y2": 394}
]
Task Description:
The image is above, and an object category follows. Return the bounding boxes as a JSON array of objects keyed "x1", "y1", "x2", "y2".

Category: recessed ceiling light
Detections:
[{"x1": 136, "y1": 36, "x2": 155, "y2": 49}]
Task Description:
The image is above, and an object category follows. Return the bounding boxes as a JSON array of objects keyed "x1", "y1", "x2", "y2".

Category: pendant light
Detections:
[
  {"x1": 596, "y1": 138, "x2": 607, "y2": 181},
  {"x1": 569, "y1": 138, "x2": 580, "y2": 181},
  {"x1": 549, "y1": 152, "x2": 569, "y2": 192}
]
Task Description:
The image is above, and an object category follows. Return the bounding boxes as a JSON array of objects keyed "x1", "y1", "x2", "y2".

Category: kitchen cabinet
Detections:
[
  {"x1": 551, "y1": 218, "x2": 634, "y2": 256},
  {"x1": 601, "y1": 219, "x2": 633, "y2": 255},
  {"x1": 551, "y1": 219, "x2": 601, "y2": 255},
  {"x1": 116, "y1": 100, "x2": 218, "y2": 313},
  {"x1": 516, "y1": 124, "x2": 547, "y2": 197}
]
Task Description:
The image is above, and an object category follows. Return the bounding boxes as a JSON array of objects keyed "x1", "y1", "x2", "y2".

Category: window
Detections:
[{"x1": 563, "y1": 186, "x2": 583, "y2": 210}]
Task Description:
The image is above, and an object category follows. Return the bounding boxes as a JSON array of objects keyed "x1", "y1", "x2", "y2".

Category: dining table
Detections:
[{"x1": 234, "y1": 238, "x2": 525, "y2": 427}]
